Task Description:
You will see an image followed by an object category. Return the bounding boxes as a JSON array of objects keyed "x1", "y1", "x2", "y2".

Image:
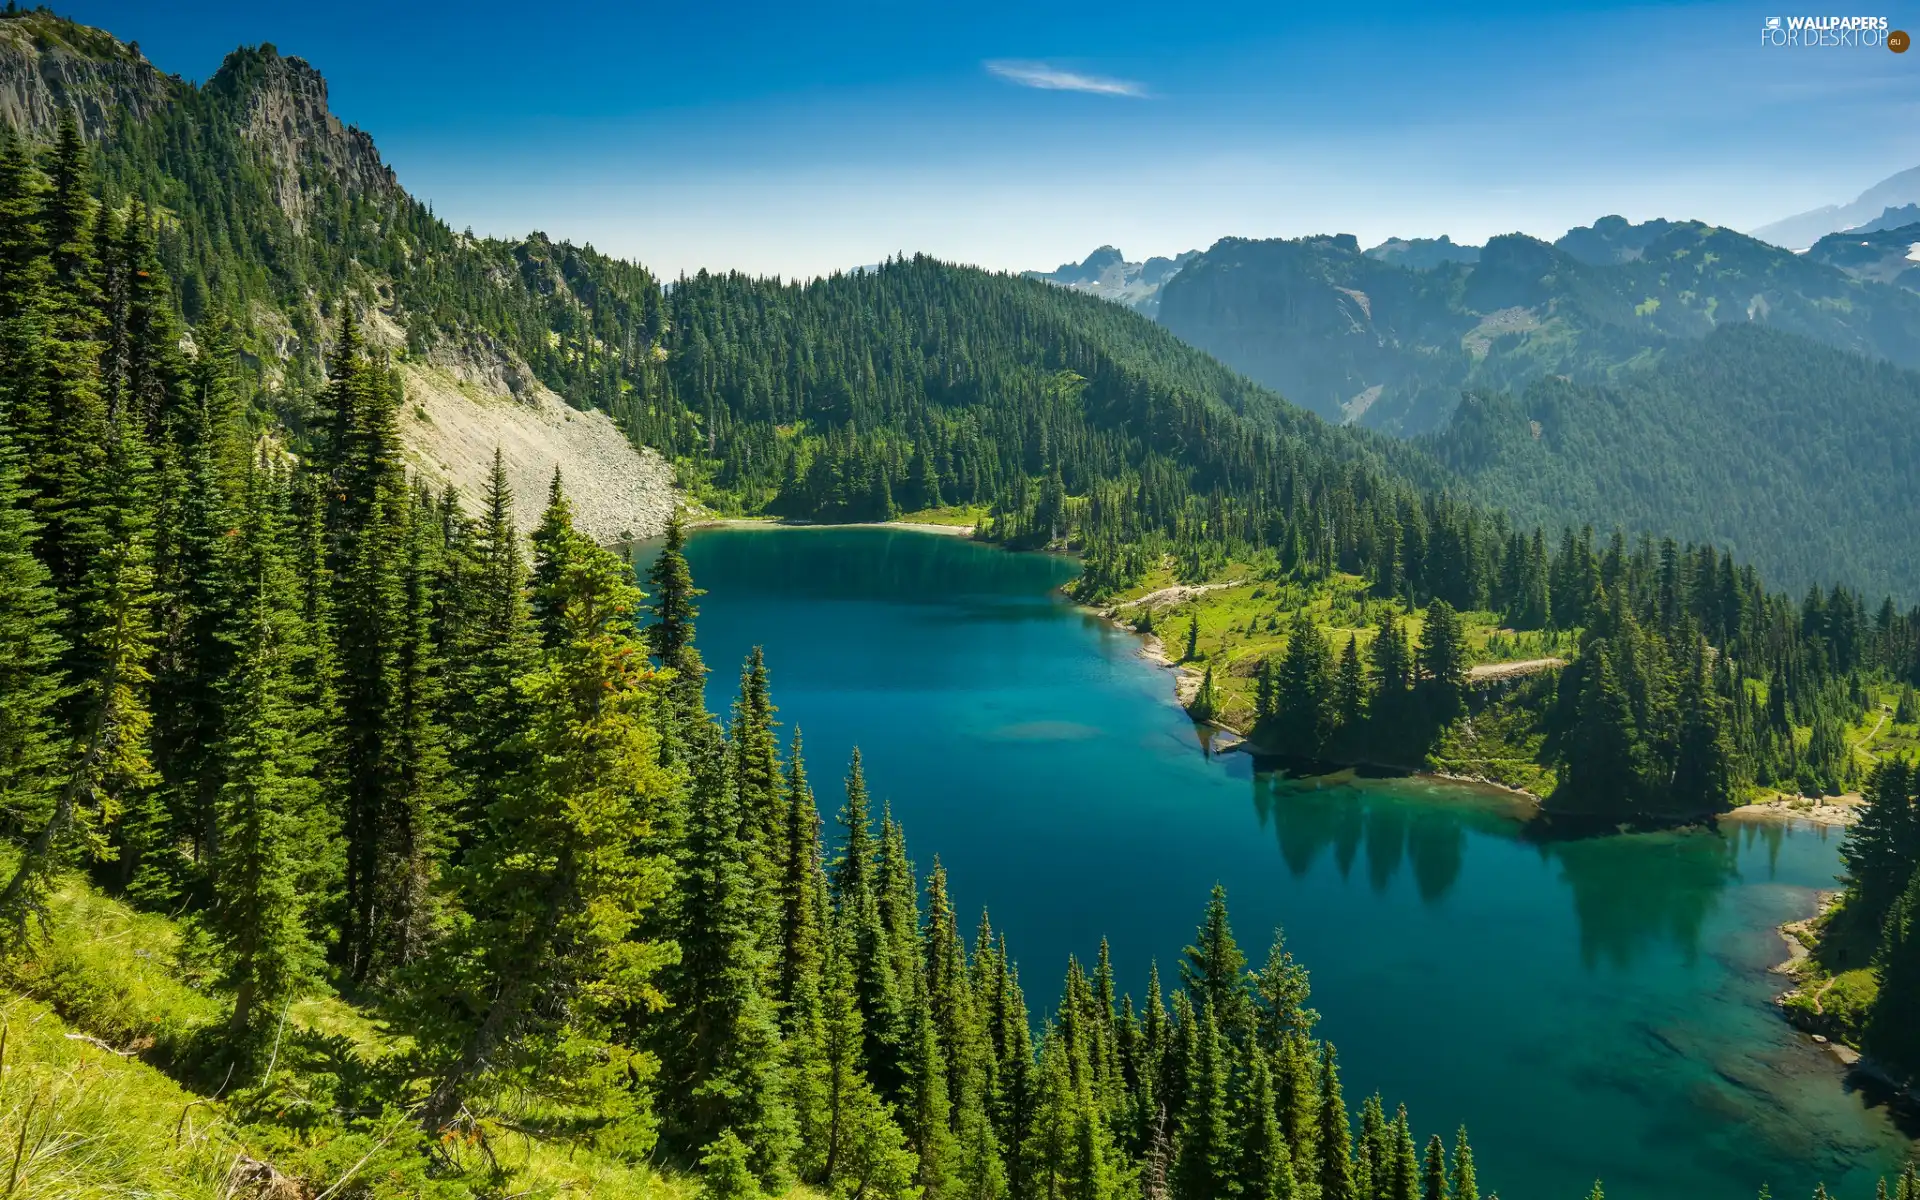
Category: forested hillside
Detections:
[
  {"x1": 0, "y1": 10, "x2": 1918, "y2": 1194},
  {"x1": 0, "y1": 107, "x2": 1489, "y2": 1197},
  {"x1": 1426, "y1": 325, "x2": 1920, "y2": 600},
  {"x1": 1156, "y1": 221, "x2": 1920, "y2": 436}
]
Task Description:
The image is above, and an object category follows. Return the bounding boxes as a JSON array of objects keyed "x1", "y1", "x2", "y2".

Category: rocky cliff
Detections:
[{"x1": 0, "y1": 11, "x2": 177, "y2": 139}]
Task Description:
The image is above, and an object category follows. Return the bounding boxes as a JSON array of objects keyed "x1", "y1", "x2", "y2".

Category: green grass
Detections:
[
  {"x1": 0, "y1": 867, "x2": 722, "y2": 1198},
  {"x1": 893, "y1": 504, "x2": 989, "y2": 528},
  {"x1": 0, "y1": 995, "x2": 237, "y2": 1199},
  {"x1": 1106, "y1": 551, "x2": 1569, "y2": 739}
]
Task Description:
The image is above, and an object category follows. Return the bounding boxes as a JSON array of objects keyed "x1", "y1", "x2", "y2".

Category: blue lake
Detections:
[{"x1": 648, "y1": 525, "x2": 1916, "y2": 1200}]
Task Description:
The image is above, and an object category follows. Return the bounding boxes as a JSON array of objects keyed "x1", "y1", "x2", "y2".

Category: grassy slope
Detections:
[
  {"x1": 1094, "y1": 549, "x2": 1570, "y2": 795},
  {"x1": 0, "y1": 862, "x2": 716, "y2": 1199},
  {"x1": 1099, "y1": 550, "x2": 1905, "y2": 804}
]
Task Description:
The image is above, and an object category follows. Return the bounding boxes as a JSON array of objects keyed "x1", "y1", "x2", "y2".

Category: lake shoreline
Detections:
[{"x1": 693, "y1": 515, "x2": 976, "y2": 537}]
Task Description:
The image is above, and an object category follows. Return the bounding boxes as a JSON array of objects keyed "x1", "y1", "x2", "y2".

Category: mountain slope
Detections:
[
  {"x1": 1426, "y1": 324, "x2": 1920, "y2": 598},
  {"x1": 1750, "y1": 164, "x2": 1920, "y2": 249},
  {"x1": 1806, "y1": 221, "x2": 1920, "y2": 293},
  {"x1": 1156, "y1": 220, "x2": 1920, "y2": 434}
]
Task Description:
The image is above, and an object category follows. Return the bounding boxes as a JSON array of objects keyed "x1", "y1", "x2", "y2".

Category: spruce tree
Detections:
[
  {"x1": 0, "y1": 414, "x2": 63, "y2": 856},
  {"x1": 1422, "y1": 1133, "x2": 1449, "y2": 1200},
  {"x1": 449, "y1": 450, "x2": 536, "y2": 855},
  {"x1": 1236, "y1": 1044, "x2": 1297, "y2": 1200},
  {"x1": 662, "y1": 729, "x2": 796, "y2": 1184},
  {"x1": 1181, "y1": 884, "x2": 1251, "y2": 1042},
  {"x1": 1172, "y1": 999, "x2": 1231, "y2": 1200},
  {"x1": 1447, "y1": 1128, "x2": 1478, "y2": 1200},
  {"x1": 416, "y1": 494, "x2": 674, "y2": 1135},
  {"x1": 647, "y1": 511, "x2": 708, "y2": 728},
  {"x1": 204, "y1": 472, "x2": 322, "y2": 1045},
  {"x1": 1317, "y1": 1043, "x2": 1354, "y2": 1200}
]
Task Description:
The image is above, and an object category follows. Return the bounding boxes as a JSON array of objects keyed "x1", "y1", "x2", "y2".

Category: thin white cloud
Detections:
[{"x1": 985, "y1": 60, "x2": 1148, "y2": 98}]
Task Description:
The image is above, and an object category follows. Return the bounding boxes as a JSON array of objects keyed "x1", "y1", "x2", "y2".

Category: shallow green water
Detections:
[{"x1": 648, "y1": 525, "x2": 1917, "y2": 1200}]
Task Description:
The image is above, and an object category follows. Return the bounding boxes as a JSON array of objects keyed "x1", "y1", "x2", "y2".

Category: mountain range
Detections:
[
  {"x1": 1748, "y1": 163, "x2": 1920, "y2": 250},
  {"x1": 5, "y1": 8, "x2": 1918, "y2": 601}
]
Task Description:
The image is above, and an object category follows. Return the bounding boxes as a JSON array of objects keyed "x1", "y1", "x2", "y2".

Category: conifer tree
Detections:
[
  {"x1": 1415, "y1": 600, "x2": 1467, "y2": 711},
  {"x1": 730, "y1": 646, "x2": 783, "y2": 939},
  {"x1": 449, "y1": 450, "x2": 537, "y2": 853},
  {"x1": 1867, "y1": 866, "x2": 1920, "y2": 1076},
  {"x1": 0, "y1": 440, "x2": 155, "y2": 932},
  {"x1": 1236, "y1": 1044, "x2": 1297, "y2": 1200},
  {"x1": 816, "y1": 910, "x2": 920, "y2": 1199},
  {"x1": 416, "y1": 495, "x2": 674, "y2": 1135},
  {"x1": 1172, "y1": 999, "x2": 1231, "y2": 1200},
  {"x1": 1447, "y1": 1128, "x2": 1478, "y2": 1200},
  {"x1": 1274, "y1": 1033, "x2": 1321, "y2": 1183},
  {"x1": 1274, "y1": 612, "x2": 1334, "y2": 753},
  {"x1": 777, "y1": 729, "x2": 828, "y2": 1011},
  {"x1": 1253, "y1": 928, "x2": 1317, "y2": 1048},
  {"x1": 1561, "y1": 642, "x2": 1640, "y2": 814},
  {"x1": 700, "y1": 1130, "x2": 763, "y2": 1200},
  {"x1": 1422, "y1": 1133, "x2": 1449, "y2": 1200},
  {"x1": 1181, "y1": 884, "x2": 1250, "y2": 1041},
  {"x1": 1335, "y1": 634, "x2": 1367, "y2": 730},
  {"x1": 834, "y1": 749, "x2": 908, "y2": 1095},
  {"x1": 648, "y1": 511, "x2": 708, "y2": 728},
  {"x1": 204, "y1": 472, "x2": 322, "y2": 1044},
  {"x1": 1387, "y1": 1105, "x2": 1420, "y2": 1200},
  {"x1": 1317, "y1": 1044, "x2": 1355, "y2": 1200},
  {"x1": 662, "y1": 729, "x2": 796, "y2": 1184},
  {"x1": 1672, "y1": 637, "x2": 1735, "y2": 813},
  {"x1": 0, "y1": 415, "x2": 63, "y2": 856}
]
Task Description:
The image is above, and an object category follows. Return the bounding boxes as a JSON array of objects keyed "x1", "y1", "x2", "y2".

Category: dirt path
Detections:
[
  {"x1": 1852, "y1": 704, "x2": 1891, "y2": 763},
  {"x1": 1467, "y1": 657, "x2": 1566, "y2": 682},
  {"x1": 1110, "y1": 580, "x2": 1244, "y2": 613}
]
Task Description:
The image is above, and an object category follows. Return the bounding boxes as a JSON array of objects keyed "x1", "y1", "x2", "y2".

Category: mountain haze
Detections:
[{"x1": 1748, "y1": 163, "x2": 1920, "y2": 249}]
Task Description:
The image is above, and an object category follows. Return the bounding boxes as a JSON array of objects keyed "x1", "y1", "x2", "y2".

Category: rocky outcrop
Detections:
[
  {"x1": 0, "y1": 12, "x2": 178, "y2": 140},
  {"x1": 400, "y1": 338, "x2": 677, "y2": 546},
  {"x1": 208, "y1": 45, "x2": 398, "y2": 230}
]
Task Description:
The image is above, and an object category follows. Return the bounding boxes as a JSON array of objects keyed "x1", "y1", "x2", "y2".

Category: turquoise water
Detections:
[{"x1": 650, "y1": 526, "x2": 1917, "y2": 1200}]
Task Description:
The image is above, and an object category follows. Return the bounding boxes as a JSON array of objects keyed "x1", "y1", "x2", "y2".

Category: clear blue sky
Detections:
[{"x1": 67, "y1": 0, "x2": 1920, "y2": 278}]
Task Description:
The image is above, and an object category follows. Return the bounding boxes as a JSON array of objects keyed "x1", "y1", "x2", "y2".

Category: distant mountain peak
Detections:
[
  {"x1": 1750, "y1": 164, "x2": 1920, "y2": 250},
  {"x1": 1364, "y1": 234, "x2": 1481, "y2": 270},
  {"x1": 1024, "y1": 245, "x2": 1199, "y2": 316}
]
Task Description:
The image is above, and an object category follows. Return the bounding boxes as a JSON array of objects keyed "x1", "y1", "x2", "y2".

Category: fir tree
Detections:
[
  {"x1": 204, "y1": 472, "x2": 322, "y2": 1045},
  {"x1": 1181, "y1": 884, "x2": 1250, "y2": 1042},
  {"x1": 416, "y1": 494, "x2": 675, "y2": 1135},
  {"x1": 662, "y1": 729, "x2": 796, "y2": 1184},
  {"x1": 1447, "y1": 1128, "x2": 1478, "y2": 1200},
  {"x1": 1236, "y1": 1044, "x2": 1296, "y2": 1200},
  {"x1": 647, "y1": 511, "x2": 708, "y2": 729},
  {"x1": 1274, "y1": 611, "x2": 1334, "y2": 754},
  {"x1": 1172, "y1": 999, "x2": 1231, "y2": 1200},
  {"x1": 1317, "y1": 1044, "x2": 1354, "y2": 1200},
  {"x1": 1422, "y1": 1134, "x2": 1448, "y2": 1200},
  {"x1": 0, "y1": 414, "x2": 63, "y2": 856}
]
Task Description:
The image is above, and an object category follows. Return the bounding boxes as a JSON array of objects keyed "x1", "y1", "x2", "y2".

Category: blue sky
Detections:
[{"x1": 73, "y1": 1, "x2": 1920, "y2": 278}]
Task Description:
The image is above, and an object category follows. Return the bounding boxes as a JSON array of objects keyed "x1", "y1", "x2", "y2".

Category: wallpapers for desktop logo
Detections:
[{"x1": 1759, "y1": 14, "x2": 1904, "y2": 47}]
